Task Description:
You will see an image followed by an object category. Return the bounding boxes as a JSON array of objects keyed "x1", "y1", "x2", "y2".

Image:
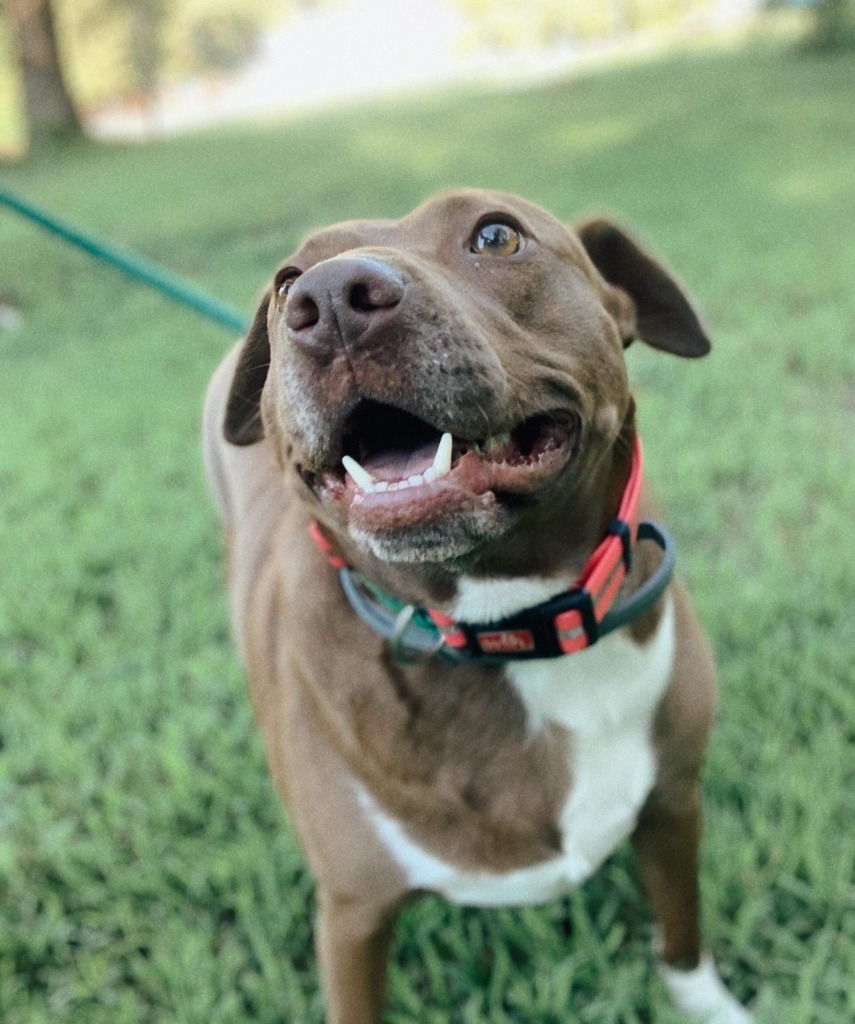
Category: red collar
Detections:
[{"x1": 310, "y1": 435, "x2": 663, "y2": 662}]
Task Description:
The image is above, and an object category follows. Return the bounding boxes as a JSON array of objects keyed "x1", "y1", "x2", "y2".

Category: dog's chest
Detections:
[{"x1": 357, "y1": 591, "x2": 675, "y2": 907}]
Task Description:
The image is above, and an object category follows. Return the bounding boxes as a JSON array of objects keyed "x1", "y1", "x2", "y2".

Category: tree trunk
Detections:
[
  {"x1": 810, "y1": 0, "x2": 855, "y2": 51},
  {"x1": 6, "y1": 0, "x2": 84, "y2": 151}
]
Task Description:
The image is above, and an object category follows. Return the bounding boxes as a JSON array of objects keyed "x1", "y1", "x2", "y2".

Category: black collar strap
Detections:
[{"x1": 310, "y1": 436, "x2": 676, "y2": 664}]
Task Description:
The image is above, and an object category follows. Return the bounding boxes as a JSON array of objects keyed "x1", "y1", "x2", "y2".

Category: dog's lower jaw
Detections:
[
  {"x1": 658, "y1": 954, "x2": 754, "y2": 1024},
  {"x1": 350, "y1": 528, "x2": 475, "y2": 565},
  {"x1": 347, "y1": 501, "x2": 505, "y2": 565}
]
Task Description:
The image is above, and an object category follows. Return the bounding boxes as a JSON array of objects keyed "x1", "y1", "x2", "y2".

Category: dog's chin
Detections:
[
  {"x1": 311, "y1": 467, "x2": 508, "y2": 564},
  {"x1": 317, "y1": 444, "x2": 576, "y2": 566},
  {"x1": 349, "y1": 516, "x2": 501, "y2": 565}
]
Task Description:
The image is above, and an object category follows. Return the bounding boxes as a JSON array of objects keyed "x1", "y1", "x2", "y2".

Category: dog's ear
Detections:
[
  {"x1": 576, "y1": 219, "x2": 711, "y2": 357},
  {"x1": 223, "y1": 291, "x2": 271, "y2": 445}
]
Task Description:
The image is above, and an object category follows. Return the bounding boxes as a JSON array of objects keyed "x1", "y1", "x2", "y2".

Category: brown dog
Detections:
[{"x1": 203, "y1": 190, "x2": 753, "y2": 1023}]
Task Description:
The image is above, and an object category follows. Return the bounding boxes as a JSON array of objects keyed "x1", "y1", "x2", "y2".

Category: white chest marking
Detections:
[{"x1": 356, "y1": 578, "x2": 676, "y2": 907}]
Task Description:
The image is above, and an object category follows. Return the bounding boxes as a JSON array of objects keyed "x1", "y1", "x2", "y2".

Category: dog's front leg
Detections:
[
  {"x1": 632, "y1": 791, "x2": 753, "y2": 1023},
  {"x1": 316, "y1": 888, "x2": 401, "y2": 1024},
  {"x1": 632, "y1": 790, "x2": 702, "y2": 967}
]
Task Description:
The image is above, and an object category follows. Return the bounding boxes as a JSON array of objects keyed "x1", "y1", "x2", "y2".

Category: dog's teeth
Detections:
[
  {"x1": 433, "y1": 433, "x2": 453, "y2": 478},
  {"x1": 345, "y1": 447, "x2": 448, "y2": 496},
  {"x1": 342, "y1": 455, "x2": 375, "y2": 492}
]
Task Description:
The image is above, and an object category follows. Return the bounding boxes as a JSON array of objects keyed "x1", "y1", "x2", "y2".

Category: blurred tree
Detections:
[
  {"x1": 766, "y1": 0, "x2": 855, "y2": 51},
  {"x1": 809, "y1": 0, "x2": 855, "y2": 49},
  {"x1": 452, "y1": 0, "x2": 715, "y2": 48},
  {"x1": 0, "y1": 0, "x2": 289, "y2": 151},
  {"x1": 79, "y1": 0, "x2": 170, "y2": 103},
  {"x1": 5, "y1": 0, "x2": 83, "y2": 150},
  {"x1": 188, "y1": 13, "x2": 262, "y2": 77},
  {"x1": 58, "y1": 0, "x2": 287, "y2": 108}
]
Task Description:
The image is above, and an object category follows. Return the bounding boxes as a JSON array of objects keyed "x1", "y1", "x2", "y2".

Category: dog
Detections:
[{"x1": 203, "y1": 189, "x2": 753, "y2": 1023}]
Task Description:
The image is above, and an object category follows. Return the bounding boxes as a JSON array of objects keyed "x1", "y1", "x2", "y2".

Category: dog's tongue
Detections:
[{"x1": 362, "y1": 441, "x2": 437, "y2": 483}]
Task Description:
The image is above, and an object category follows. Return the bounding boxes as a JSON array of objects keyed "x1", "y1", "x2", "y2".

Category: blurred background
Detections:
[
  {"x1": 1, "y1": 2, "x2": 853, "y2": 1023},
  {"x1": 2, "y1": 0, "x2": 855, "y2": 155}
]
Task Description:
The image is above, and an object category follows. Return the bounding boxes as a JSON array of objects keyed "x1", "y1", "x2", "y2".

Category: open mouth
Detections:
[{"x1": 303, "y1": 401, "x2": 580, "y2": 529}]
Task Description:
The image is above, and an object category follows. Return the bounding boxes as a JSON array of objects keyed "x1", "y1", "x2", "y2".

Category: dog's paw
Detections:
[{"x1": 658, "y1": 953, "x2": 754, "y2": 1024}]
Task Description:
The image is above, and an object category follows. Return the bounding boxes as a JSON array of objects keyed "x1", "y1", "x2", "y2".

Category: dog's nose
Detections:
[{"x1": 285, "y1": 257, "x2": 405, "y2": 354}]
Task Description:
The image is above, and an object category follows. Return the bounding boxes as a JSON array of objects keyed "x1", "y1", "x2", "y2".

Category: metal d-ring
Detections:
[{"x1": 389, "y1": 604, "x2": 446, "y2": 664}]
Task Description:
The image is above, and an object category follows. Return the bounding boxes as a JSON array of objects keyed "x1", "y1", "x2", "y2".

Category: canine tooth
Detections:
[
  {"x1": 342, "y1": 455, "x2": 375, "y2": 492},
  {"x1": 433, "y1": 433, "x2": 452, "y2": 477}
]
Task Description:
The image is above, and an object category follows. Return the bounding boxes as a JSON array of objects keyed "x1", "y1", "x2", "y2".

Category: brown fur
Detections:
[{"x1": 203, "y1": 190, "x2": 719, "y2": 1022}]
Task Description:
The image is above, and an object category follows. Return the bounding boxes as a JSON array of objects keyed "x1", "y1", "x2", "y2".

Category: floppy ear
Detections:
[
  {"x1": 223, "y1": 291, "x2": 271, "y2": 445},
  {"x1": 576, "y1": 218, "x2": 711, "y2": 357}
]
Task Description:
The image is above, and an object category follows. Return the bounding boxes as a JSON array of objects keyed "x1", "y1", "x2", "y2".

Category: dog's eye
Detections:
[
  {"x1": 274, "y1": 270, "x2": 301, "y2": 309},
  {"x1": 472, "y1": 222, "x2": 523, "y2": 257}
]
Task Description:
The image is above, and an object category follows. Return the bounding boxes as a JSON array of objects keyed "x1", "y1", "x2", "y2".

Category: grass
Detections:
[{"x1": 1, "y1": 39, "x2": 854, "y2": 1024}]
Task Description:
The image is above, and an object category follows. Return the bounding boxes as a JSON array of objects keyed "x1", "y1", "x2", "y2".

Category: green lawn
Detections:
[{"x1": 1, "y1": 40, "x2": 853, "y2": 1024}]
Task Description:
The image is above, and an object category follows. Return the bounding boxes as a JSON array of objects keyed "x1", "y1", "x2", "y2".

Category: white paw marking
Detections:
[{"x1": 658, "y1": 953, "x2": 754, "y2": 1023}]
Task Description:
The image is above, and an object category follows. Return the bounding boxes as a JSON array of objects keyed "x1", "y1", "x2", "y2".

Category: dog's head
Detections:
[{"x1": 223, "y1": 189, "x2": 709, "y2": 576}]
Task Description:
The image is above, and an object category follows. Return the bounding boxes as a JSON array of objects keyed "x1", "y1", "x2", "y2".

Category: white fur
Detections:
[
  {"x1": 658, "y1": 954, "x2": 754, "y2": 1023},
  {"x1": 453, "y1": 573, "x2": 577, "y2": 624},
  {"x1": 355, "y1": 585, "x2": 676, "y2": 906},
  {"x1": 354, "y1": 581, "x2": 752, "y2": 1018}
]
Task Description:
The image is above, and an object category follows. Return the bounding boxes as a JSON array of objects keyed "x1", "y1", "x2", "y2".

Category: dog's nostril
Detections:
[
  {"x1": 348, "y1": 276, "x2": 403, "y2": 313},
  {"x1": 286, "y1": 294, "x2": 320, "y2": 331},
  {"x1": 349, "y1": 283, "x2": 375, "y2": 312}
]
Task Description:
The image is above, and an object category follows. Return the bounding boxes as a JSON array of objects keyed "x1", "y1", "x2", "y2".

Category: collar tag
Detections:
[{"x1": 475, "y1": 629, "x2": 536, "y2": 655}]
